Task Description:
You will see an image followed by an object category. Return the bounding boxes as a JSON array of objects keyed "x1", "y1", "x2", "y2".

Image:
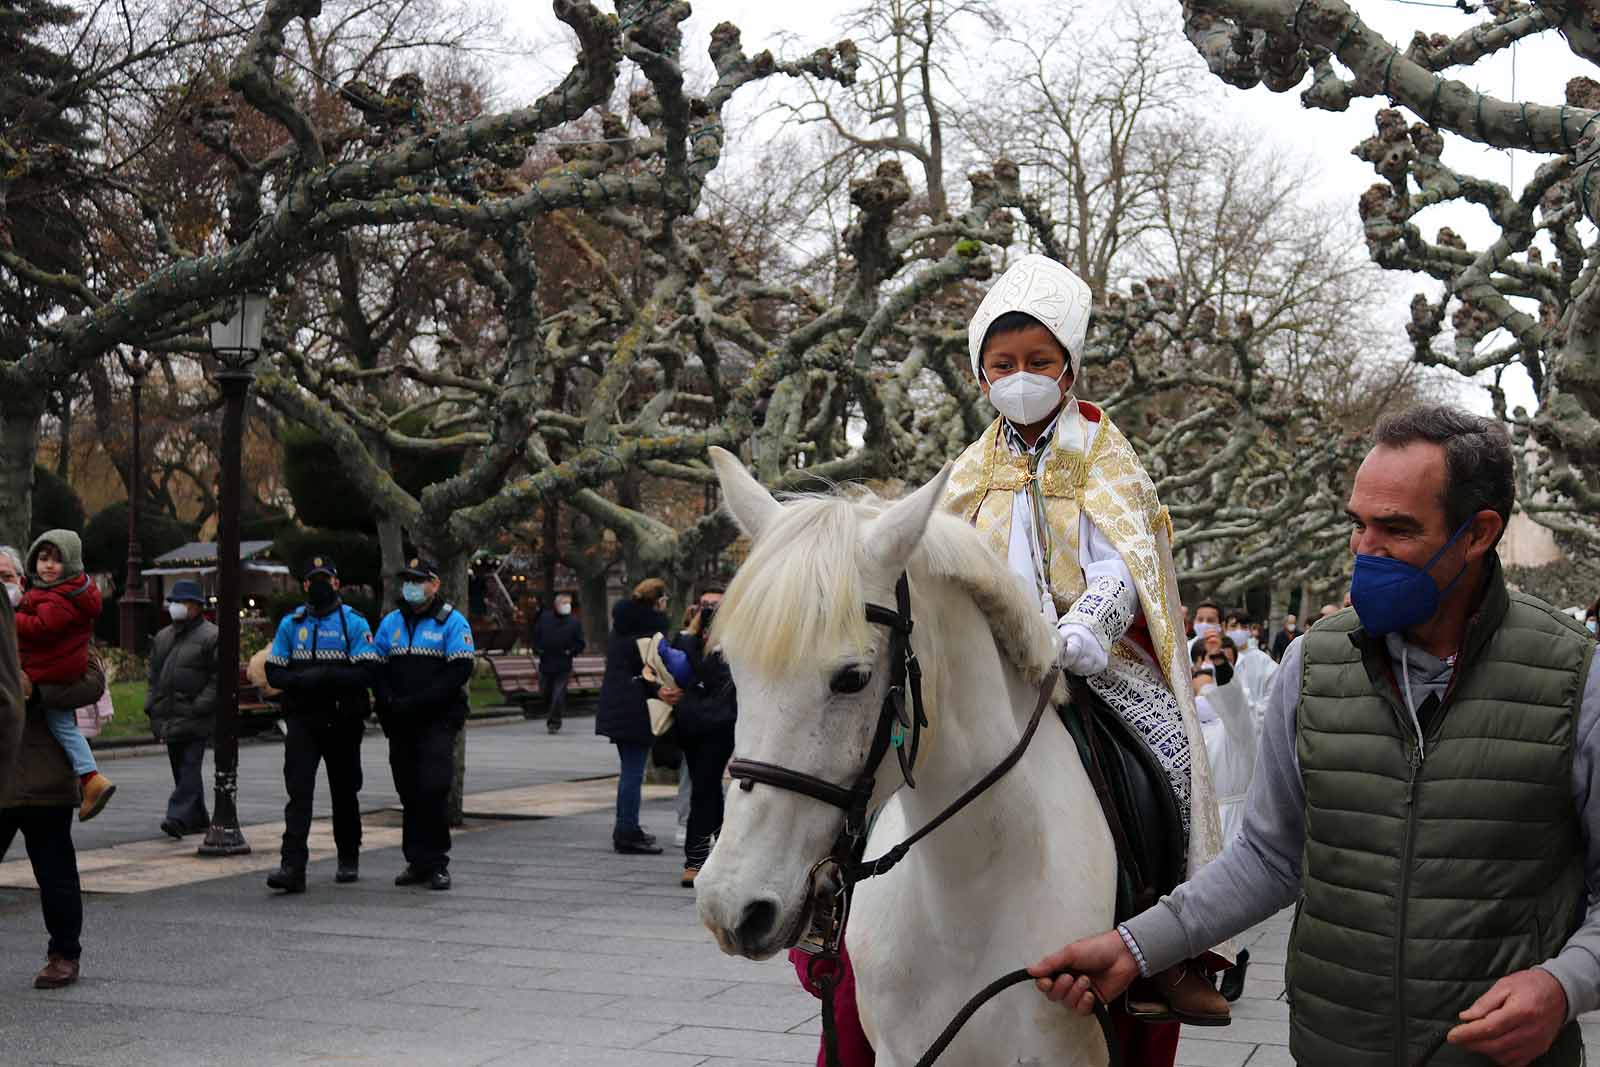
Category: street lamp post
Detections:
[
  {"x1": 197, "y1": 292, "x2": 267, "y2": 858},
  {"x1": 119, "y1": 352, "x2": 150, "y2": 654}
]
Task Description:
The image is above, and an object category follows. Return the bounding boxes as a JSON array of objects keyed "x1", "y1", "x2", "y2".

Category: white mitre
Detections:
[{"x1": 967, "y1": 254, "x2": 1093, "y2": 380}]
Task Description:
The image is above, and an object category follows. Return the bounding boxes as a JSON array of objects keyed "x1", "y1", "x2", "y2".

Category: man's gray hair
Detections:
[
  {"x1": 1373, "y1": 404, "x2": 1515, "y2": 531},
  {"x1": 0, "y1": 545, "x2": 21, "y2": 575}
]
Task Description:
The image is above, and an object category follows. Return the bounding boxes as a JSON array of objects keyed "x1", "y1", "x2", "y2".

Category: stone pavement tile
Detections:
[
  {"x1": 706, "y1": 983, "x2": 817, "y2": 1007},
  {"x1": 477, "y1": 1043, "x2": 704, "y2": 1067},
  {"x1": 3, "y1": 1029, "x2": 141, "y2": 1067},
  {"x1": 1241, "y1": 1046, "x2": 1296, "y2": 1066},
  {"x1": 787, "y1": 1016, "x2": 821, "y2": 1036},
  {"x1": 43, "y1": 1036, "x2": 300, "y2": 1067},
  {"x1": 1205, "y1": 1017, "x2": 1289, "y2": 1046},
  {"x1": 514, "y1": 965, "x2": 737, "y2": 1002},
  {"x1": 1229, "y1": 994, "x2": 1290, "y2": 1022},
  {"x1": 639, "y1": 1025, "x2": 819, "y2": 1062},
  {"x1": 33, "y1": 977, "x2": 266, "y2": 1013},
  {"x1": 581, "y1": 994, "x2": 819, "y2": 1033},
  {"x1": 696, "y1": 1060, "x2": 819, "y2": 1067},
  {"x1": 382, "y1": 959, "x2": 560, "y2": 989},
  {"x1": 1174, "y1": 1034, "x2": 1257, "y2": 1066},
  {"x1": 240, "y1": 993, "x2": 465, "y2": 1031},
  {"x1": 62, "y1": 1009, "x2": 347, "y2": 1052},
  {"x1": 431, "y1": 1009, "x2": 677, "y2": 1048},
  {"x1": 383, "y1": 980, "x2": 619, "y2": 1017},
  {"x1": 288, "y1": 1028, "x2": 529, "y2": 1066}
]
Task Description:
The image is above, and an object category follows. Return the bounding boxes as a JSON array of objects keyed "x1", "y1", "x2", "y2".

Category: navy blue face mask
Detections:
[{"x1": 1349, "y1": 518, "x2": 1475, "y2": 636}]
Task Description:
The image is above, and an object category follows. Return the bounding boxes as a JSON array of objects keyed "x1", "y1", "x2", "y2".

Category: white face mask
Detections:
[
  {"x1": 1193, "y1": 621, "x2": 1219, "y2": 638},
  {"x1": 168, "y1": 602, "x2": 190, "y2": 623},
  {"x1": 1226, "y1": 628, "x2": 1250, "y2": 648},
  {"x1": 4, "y1": 583, "x2": 18, "y2": 608},
  {"x1": 556, "y1": 602, "x2": 571, "y2": 616},
  {"x1": 1285, "y1": 622, "x2": 1297, "y2": 633},
  {"x1": 986, "y1": 366, "x2": 1070, "y2": 426}
]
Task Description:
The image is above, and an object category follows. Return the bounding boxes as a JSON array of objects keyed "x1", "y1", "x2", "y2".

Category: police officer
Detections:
[
  {"x1": 373, "y1": 557, "x2": 474, "y2": 891},
  {"x1": 263, "y1": 556, "x2": 377, "y2": 893}
]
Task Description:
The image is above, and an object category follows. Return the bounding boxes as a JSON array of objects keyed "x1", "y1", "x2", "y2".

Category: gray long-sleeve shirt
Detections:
[{"x1": 1122, "y1": 633, "x2": 1600, "y2": 1023}]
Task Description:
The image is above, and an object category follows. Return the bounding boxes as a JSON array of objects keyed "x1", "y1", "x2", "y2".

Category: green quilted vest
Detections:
[{"x1": 1289, "y1": 564, "x2": 1591, "y2": 1067}]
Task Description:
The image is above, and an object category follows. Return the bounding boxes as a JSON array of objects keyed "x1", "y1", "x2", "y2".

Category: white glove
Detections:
[{"x1": 1056, "y1": 622, "x2": 1108, "y2": 678}]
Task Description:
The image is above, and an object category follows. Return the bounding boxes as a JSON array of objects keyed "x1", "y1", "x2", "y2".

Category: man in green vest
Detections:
[{"x1": 1029, "y1": 405, "x2": 1600, "y2": 1066}]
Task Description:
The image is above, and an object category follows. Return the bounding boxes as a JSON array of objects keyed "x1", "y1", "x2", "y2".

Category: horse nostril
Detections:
[{"x1": 734, "y1": 897, "x2": 780, "y2": 949}]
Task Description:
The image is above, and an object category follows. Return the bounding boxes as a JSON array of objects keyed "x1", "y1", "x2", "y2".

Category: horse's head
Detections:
[{"x1": 695, "y1": 447, "x2": 951, "y2": 959}]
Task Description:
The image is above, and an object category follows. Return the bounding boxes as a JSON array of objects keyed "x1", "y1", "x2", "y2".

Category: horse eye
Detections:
[{"x1": 830, "y1": 666, "x2": 871, "y2": 695}]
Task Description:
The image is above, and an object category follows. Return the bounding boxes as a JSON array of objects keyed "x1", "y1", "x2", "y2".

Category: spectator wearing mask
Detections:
[
  {"x1": 145, "y1": 580, "x2": 217, "y2": 838},
  {"x1": 0, "y1": 543, "x2": 103, "y2": 989},
  {"x1": 532, "y1": 593, "x2": 585, "y2": 734},
  {"x1": 15, "y1": 531, "x2": 113, "y2": 822},
  {"x1": 596, "y1": 578, "x2": 676, "y2": 855},
  {"x1": 671, "y1": 589, "x2": 735, "y2": 888},
  {"x1": 263, "y1": 556, "x2": 378, "y2": 893},
  {"x1": 1187, "y1": 599, "x2": 1222, "y2": 657},
  {"x1": 1271, "y1": 614, "x2": 1298, "y2": 661}
]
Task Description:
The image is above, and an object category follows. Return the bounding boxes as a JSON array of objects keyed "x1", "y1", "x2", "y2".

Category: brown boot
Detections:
[
  {"x1": 681, "y1": 867, "x2": 698, "y2": 888},
  {"x1": 79, "y1": 772, "x2": 115, "y2": 822},
  {"x1": 1126, "y1": 962, "x2": 1230, "y2": 1027},
  {"x1": 33, "y1": 954, "x2": 79, "y2": 989}
]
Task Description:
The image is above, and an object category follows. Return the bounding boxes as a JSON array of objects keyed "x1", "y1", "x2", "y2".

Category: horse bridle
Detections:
[
  {"x1": 727, "y1": 573, "x2": 927, "y2": 864},
  {"x1": 723, "y1": 573, "x2": 1118, "y2": 1067}
]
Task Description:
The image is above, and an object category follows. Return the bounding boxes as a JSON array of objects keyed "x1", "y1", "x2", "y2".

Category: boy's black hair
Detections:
[
  {"x1": 978, "y1": 311, "x2": 1068, "y2": 369},
  {"x1": 1194, "y1": 598, "x2": 1221, "y2": 617}
]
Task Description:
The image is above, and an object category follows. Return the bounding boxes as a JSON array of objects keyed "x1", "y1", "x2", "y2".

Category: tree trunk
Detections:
[
  {"x1": 54, "y1": 400, "x2": 71, "y2": 480},
  {"x1": 1269, "y1": 580, "x2": 1291, "y2": 629},
  {"x1": 579, "y1": 568, "x2": 609, "y2": 649},
  {"x1": 376, "y1": 517, "x2": 404, "y2": 607},
  {"x1": 0, "y1": 407, "x2": 41, "y2": 549}
]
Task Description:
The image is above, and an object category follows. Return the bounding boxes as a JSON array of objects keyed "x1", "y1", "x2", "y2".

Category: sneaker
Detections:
[
  {"x1": 429, "y1": 869, "x2": 452, "y2": 891},
  {"x1": 335, "y1": 860, "x2": 360, "y2": 884},
  {"x1": 547, "y1": 719, "x2": 562, "y2": 734},
  {"x1": 33, "y1": 954, "x2": 78, "y2": 989},
  {"x1": 266, "y1": 865, "x2": 306, "y2": 894},
  {"x1": 160, "y1": 819, "x2": 184, "y2": 840},
  {"x1": 78, "y1": 772, "x2": 115, "y2": 822}
]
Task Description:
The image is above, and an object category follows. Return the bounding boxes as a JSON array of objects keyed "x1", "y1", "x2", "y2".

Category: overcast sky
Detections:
[{"x1": 489, "y1": 0, "x2": 1585, "y2": 417}]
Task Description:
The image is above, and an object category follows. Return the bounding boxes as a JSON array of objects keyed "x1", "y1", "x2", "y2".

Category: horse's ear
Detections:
[
  {"x1": 709, "y1": 446, "x2": 781, "y2": 540},
  {"x1": 863, "y1": 463, "x2": 953, "y2": 575}
]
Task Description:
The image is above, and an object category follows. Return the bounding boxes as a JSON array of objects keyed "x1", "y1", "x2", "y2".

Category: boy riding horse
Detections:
[{"x1": 792, "y1": 254, "x2": 1231, "y2": 1065}]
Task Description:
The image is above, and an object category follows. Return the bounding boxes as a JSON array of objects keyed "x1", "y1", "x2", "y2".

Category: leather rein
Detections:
[{"x1": 725, "y1": 574, "x2": 1118, "y2": 1067}]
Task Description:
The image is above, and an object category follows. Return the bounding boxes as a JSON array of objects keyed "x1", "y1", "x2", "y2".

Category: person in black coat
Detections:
[
  {"x1": 671, "y1": 589, "x2": 735, "y2": 887},
  {"x1": 532, "y1": 593, "x2": 585, "y2": 733},
  {"x1": 595, "y1": 578, "x2": 675, "y2": 855}
]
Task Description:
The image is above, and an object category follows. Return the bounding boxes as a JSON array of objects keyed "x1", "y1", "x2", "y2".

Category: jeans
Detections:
[
  {"x1": 388, "y1": 718, "x2": 457, "y2": 872},
  {"x1": 613, "y1": 740, "x2": 651, "y2": 836},
  {"x1": 165, "y1": 738, "x2": 209, "y2": 830},
  {"x1": 541, "y1": 670, "x2": 571, "y2": 726},
  {"x1": 682, "y1": 724, "x2": 735, "y2": 868},
  {"x1": 44, "y1": 709, "x2": 96, "y2": 776},
  {"x1": 281, "y1": 714, "x2": 365, "y2": 870},
  {"x1": 0, "y1": 806, "x2": 82, "y2": 960}
]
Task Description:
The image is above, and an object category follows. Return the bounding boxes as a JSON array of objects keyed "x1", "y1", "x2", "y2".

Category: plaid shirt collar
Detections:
[{"x1": 1000, "y1": 414, "x2": 1061, "y2": 461}]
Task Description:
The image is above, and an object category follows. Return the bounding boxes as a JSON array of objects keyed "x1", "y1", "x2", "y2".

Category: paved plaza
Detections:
[{"x1": 0, "y1": 718, "x2": 1596, "y2": 1065}]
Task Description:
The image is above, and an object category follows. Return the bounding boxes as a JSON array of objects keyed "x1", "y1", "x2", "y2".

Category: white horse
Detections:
[{"x1": 695, "y1": 447, "x2": 1116, "y2": 1067}]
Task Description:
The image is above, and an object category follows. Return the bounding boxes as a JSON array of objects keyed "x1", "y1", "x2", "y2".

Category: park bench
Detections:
[{"x1": 481, "y1": 651, "x2": 606, "y2": 716}]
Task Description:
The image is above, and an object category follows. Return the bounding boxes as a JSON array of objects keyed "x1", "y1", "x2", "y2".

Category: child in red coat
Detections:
[{"x1": 17, "y1": 530, "x2": 116, "y2": 821}]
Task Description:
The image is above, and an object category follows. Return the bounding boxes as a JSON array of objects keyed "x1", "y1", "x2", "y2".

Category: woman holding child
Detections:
[{"x1": 0, "y1": 539, "x2": 108, "y2": 990}]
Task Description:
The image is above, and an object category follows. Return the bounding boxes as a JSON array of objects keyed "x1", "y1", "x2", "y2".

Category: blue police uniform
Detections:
[
  {"x1": 263, "y1": 558, "x2": 377, "y2": 885},
  {"x1": 373, "y1": 567, "x2": 475, "y2": 883}
]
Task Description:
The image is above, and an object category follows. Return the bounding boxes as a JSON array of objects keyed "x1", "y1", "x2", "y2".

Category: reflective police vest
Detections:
[
  {"x1": 267, "y1": 603, "x2": 379, "y2": 667},
  {"x1": 374, "y1": 601, "x2": 474, "y2": 663},
  {"x1": 266, "y1": 602, "x2": 378, "y2": 717},
  {"x1": 374, "y1": 601, "x2": 475, "y2": 719}
]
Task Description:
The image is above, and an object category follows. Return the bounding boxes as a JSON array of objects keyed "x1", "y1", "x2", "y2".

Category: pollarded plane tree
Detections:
[{"x1": 1175, "y1": 0, "x2": 1600, "y2": 556}]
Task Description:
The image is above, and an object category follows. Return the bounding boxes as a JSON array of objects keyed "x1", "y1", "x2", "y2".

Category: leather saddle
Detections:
[{"x1": 1059, "y1": 678, "x2": 1186, "y2": 923}]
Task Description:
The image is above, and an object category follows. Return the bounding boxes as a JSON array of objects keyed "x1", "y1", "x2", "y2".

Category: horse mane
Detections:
[{"x1": 713, "y1": 491, "x2": 1056, "y2": 687}]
